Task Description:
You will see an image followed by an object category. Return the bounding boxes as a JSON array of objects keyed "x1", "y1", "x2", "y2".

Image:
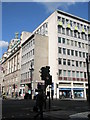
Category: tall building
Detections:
[
  {"x1": 1, "y1": 33, "x2": 21, "y2": 97},
  {"x1": 21, "y1": 10, "x2": 89, "y2": 99}
]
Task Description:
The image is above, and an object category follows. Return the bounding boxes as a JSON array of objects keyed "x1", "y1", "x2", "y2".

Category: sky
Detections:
[{"x1": 0, "y1": 1, "x2": 89, "y2": 58}]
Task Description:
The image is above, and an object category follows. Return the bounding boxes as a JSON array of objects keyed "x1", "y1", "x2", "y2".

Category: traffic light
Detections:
[
  {"x1": 45, "y1": 75, "x2": 52, "y2": 85},
  {"x1": 40, "y1": 67, "x2": 46, "y2": 80}
]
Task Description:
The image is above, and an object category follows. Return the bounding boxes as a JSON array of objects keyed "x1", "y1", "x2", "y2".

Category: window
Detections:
[
  {"x1": 70, "y1": 20, "x2": 72, "y2": 27},
  {"x1": 67, "y1": 39, "x2": 70, "y2": 45},
  {"x1": 62, "y1": 38, "x2": 65, "y2": 44},
  {"x1": 80, "y1": 72, "x2": 83, "y2": 78},
  {"x1": 83, "y1": 52, "x2": 85, "y2": 58},
  {"x1": 63, "y1": 48, "x2": 66, "y2": 55},
  {"x1": 63, "y1": 59, "x2": 66, "y2": 65},
  {"x1": 72, "y1": 71, "x2": 75, "y2": 77},
  {"x1": 76, "y1": 61, "x2": 78, "y2": 67},
  {"x1": 66, "y1": 29, "x2": 69, "y2": 36},
  {"x1": 71, "y1": 50, "x2": 74, "y2": 56},
  {"x1": 68, "y1": 60, "x2": 70, "y2": 66},
  {"x1": 58, "y1": 47, "x2": 62, "y2": 54},
  {"x1": 57, "y1": 16, "x2": 61, "y2": 21},
  {"x1": 83, "y1": 62, "x2": 86, "y2": 67},
  {"x1": 59, "y1": 69, "x2": 62, "y2": 76},
  {"x1": 80, "y1": 61, "x2": 82, "y2": 67},
  {"x1": 78, "y1": 42, "x2": 81, "y2": 48},
  {"x1": 58, "y1": 37, "x2": 61, "y2": 43},
  {"x1": 79, "y1": 52, "x2": 82, "y2": 57},
  {"x1": 72, "y1": 60, "x2": 74, "y2": 66},
  {"x1": 84, "y1": 72, "x2": 86, "y2": 78},
  {"x1": 75, "y1": 41, "x2": 77, "y2": 47},
  {"x1": 58, "y1": 58, "x2": 62, "y2": 64},
  {"x1": 75, "y1": 51, "x2": 78, "y2": 56},
  {"x1": 71, "y1": 40, "x2": 73, "y2": 46},
  {"x1": 58, "y1": 26, "x2": 61, "y2": 33},
  {"x1": 63, "y1": 70, "x2": 66, "y2": 76},
  {"x1": 68, "y1": 70, "x2": 71, "y2": 77},
  {"x1": 82, "y1": 43, "x2": 84, "y2": 48},
  {"x1": 67, "y1": 49, "x2": 70, "y2": 55},
  {"x1": 62, "y1": 28, "x2": 65, "y2": 34},
  {"x1": 62, "y1": 18, "x2": 65, "y2": 24},
  {"x1": 74, "y1": 31, "x2": 77, "y2": 37},
  {"x1": 78, "y1": 33, "x2": 80, "y2": 38},
  {"x1": 76, "y1": 71, "x2": 79, "y2": 78}
]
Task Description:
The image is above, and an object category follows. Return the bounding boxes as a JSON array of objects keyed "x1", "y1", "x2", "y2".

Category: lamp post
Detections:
[{"x1": 29, "y1": 62, "x2": 34, "y2": 99}]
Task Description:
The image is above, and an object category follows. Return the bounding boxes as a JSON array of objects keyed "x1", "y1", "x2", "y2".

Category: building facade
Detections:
[
  {"x1": 20, "y1": 33, "x2": 48, "y2": 98},
  {"x1": 32, "y1": 10, "x2": 89, "y2": 99},
  {"x1": 2, "y1": 34, "x2": 21, "y2": 97}
]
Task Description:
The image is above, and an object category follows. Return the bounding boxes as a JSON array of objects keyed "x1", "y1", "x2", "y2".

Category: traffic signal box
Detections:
[{"x1": 40, "y1": 66, "x2": 52, "y2": 87}]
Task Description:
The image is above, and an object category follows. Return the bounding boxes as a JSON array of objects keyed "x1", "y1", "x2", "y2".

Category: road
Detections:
[{"x1": 2, "y1": 99, "x2": 90, "y2": 120}]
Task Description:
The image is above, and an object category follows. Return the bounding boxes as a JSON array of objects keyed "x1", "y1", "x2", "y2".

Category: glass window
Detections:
[
  {"x1": 74, "y1": 31, "x2": 77, "y2": 37},
  {"x1": 63, "y1": 70, "x2": 66, "y2": 76},
  {"x1": 80, "y1": 72, "x2": 83, "y2": 78},
  {"x1": 63, "y1": 59, "x2": 66, "y2": 65},
  {"x1": 76, "y1": 61, "x2": 78, "y2": 67},
  {"x1": 58, "y1": 58, "x2": 62, "y2": 64},
  {"x1": 71, "y1": 40, "x2": 73, "y2": 46},
  {"x1": 68, "y1": 59, "x2": 70, "y2": 66},
  {"x1": 79, "y1": 52, "x2": 82, "y2": 57},
  {"x1": 71, "y1": 50, "x2": 74, "y2": 56},
  {"x1": 62, "y1": 28, "x2": 65, "y2": 34},
  {"x1": 72, "y1": 60, "x2": 74, "y2": 66},
  {"x1": 72, "y1": 71, "x2": 75, "y2": 77},
  {"x1": 57, "y1": 16, "x2": 61, "y2": 21},
  {"x1": 58, "y1": 26, "x2": 61, "y2": 33},
  {"x1": 58, "y1": 37, "x2": 61, "y2": 43},
  {"x1": 62, "y1": 38, "x2": 65, "y2": 44},
  {"x1": 67, "y1": 39, "x2": 70, "y2": 45},
  {"x1": 82, "y1": 43, "x2": 84, "y2": 48},
  {"x1": 58, "y1": 47, "x2": 62, "y2": 54},
  {"x1": 75, "y1": 41, "x2": 77, "y2": 46},
  {"x1": 78, "y1": 42, "x2": 81, "y2": 48},
  {"x1": 80, "y1": 61, "x2": 82, "y2": 67},
  {"x1": 63, "y1": 48, "x2": 66, "y2": 55},
  {"x1": 62, "y1": 18, "x2": 65, "y2": 24},
  {"x1": 83, "y1": 52, "x2": 85, "y2": 58},
  {"x1": 68, "y1": 70, "x2": 71, "y2": 77},
  {"x1": 66, "y1": 29, "x2": 69, "y2": 36},
  {"x1": 59, "y1": 69, "x2": 62, "y2": 76},
  {"x1": 76, "y1": 71, "x2": 79, "y2": 78},
  {"x1": 70, "y1": 20, "x2": 72, "y2": 27},
  {"x1": 84, "y1": 72, "x2": 86, "y2": 78},
  {"x1": 67, "y1": 49, "x2": 70, "y2": 55},
  {"x1": 75, "y1": 51, "x2": 78, "y2": 56}
]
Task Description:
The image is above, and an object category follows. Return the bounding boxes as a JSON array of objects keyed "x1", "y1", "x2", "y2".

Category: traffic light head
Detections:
[{"x1": 40, "y1": 67, "x2": 46, "y2": 80}]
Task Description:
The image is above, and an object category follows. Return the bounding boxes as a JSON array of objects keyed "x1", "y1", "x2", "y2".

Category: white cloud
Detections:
[{"x1": 0, "y1": 40, "x2": 8, "y2": 47}]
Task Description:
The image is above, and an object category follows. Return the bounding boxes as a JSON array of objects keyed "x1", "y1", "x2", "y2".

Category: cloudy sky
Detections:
[{"x1": 0, "y1": 1, "x2": 89, "y2": 58}]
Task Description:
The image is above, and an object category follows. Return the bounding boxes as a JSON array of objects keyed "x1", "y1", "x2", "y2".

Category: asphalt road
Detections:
[{"x1": 1, "y1": 99, "x2": 90, "y2": 120}]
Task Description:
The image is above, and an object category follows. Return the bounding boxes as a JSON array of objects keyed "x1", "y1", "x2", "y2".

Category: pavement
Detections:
[{"x1": 2, "y1": 97, "x2": 90, "y2": 120}]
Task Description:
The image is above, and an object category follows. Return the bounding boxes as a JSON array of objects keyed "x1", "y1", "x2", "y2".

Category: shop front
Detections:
[
  {"x1": 73, "y1": 88, "x2": 84, "y2": 98},
  {"x1": 59, "y1": 88, "x2": 71, "y2": 99}
]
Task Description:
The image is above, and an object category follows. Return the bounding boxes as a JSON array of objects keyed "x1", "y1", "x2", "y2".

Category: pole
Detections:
[
  {"x1": 86, "y1": 57, "x2": 90, "y2": 103},
  {"x1": 49, "y1": 85, "x2": 51, "y2": 110}
]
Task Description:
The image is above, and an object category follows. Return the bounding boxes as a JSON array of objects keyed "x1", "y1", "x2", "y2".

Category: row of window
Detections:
[
  {"x1": 22, "y1": 39, "x2": 35, "y2": 52},
  {"x1": 58, "y1": 47, "x2": 88, "y2": 58},
  {"x1": 57, "y1": 16, "x2": 89, "y2": 32},
  {"x1": 58, "y1": 26, "x2": 88, "y2": 40},
  {"x1": 58, "y1": 69, "x2": 87, "y2": 79},
  {"x1": 58, "y1": 37, "x2": 88, "y2": 49},
  {"x1": 58, "y1": 58, "x2": 86, "y2": 68},
  {"x1": 21, "y1": 59, "x2": 34, "y2": 70},
  {"x1": 22, "y1": 49, "x2": 34, "y2": 60}
]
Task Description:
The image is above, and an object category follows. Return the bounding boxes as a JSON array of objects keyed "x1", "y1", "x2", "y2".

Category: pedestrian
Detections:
[{"x1": 34, "y1": 90, "x2": 45, "y2": 120}]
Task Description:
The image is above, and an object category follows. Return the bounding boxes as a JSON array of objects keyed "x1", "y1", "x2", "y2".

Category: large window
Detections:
[
  {"x1": 76, "y1": 71, "x2": 79, "y2": 78},
  {"x1": 67, "y1": 49, "x2": 70, "y2": 55},
  {"x1": 59, "y1": 69, "x2": 62, "y2": 76},
  {"x1": 68, "y1": 59, "x2": 70, "y2": 66},
  {"x1": 68, "y1": 70, "x2": 71, "y2": 77},
  {"x1": 58, "y1": 25, "x2": 61, "y2": 33},
  {"x1": 63, "y1": 70, "x2": 66, "y2": 76},
  {"x1": 58, "y1": 58, "x2": 62, "y2": 64},
  {"x1": 62, "y1": 38, "x2": 65, "y2": 44}
]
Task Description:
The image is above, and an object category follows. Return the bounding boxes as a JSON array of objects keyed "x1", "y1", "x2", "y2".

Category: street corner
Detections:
[{"x1": 69, "y1": 111, "x2": 90, "y2": 120}]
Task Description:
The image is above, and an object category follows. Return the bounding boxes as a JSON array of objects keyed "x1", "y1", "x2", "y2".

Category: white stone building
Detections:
[{"x1": 21, "y1": 10, "x2": 89, "y2": 99}]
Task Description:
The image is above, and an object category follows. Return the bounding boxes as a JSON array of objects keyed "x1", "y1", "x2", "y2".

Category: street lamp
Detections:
[{"x1": 29, "y1": 62, "x2": 34, "y2": 99}]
